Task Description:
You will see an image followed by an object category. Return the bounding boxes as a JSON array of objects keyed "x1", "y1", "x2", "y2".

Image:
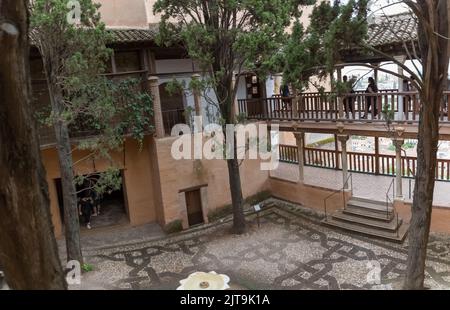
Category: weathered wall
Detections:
[
  {"x1": 395, "y1": 200, "x2": 450, "y2": 233},
  {"x1": 153, "y1": 135, "x2": 271, "y2": 227},
  {"x1": 96, "y1": 0, "x2": 149, "y2": 28},
  {"x1": 269, "y1": 176, "x2": 351, "y2": 215},
  {"x1": 41, "y1": 136, "x2": 157, "y2": 238}
]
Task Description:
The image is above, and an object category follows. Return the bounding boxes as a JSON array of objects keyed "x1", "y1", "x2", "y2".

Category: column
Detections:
[
  {"x1": 394, "y1": 55, "x2": 407, "y2": 121},
  {"x1": 192, "y1": 74, "x2": 202, "y2": 117},
  {"x1": 374, "y1": 136, "x2": 380, "y2": 175},
  {"x1": 338, "y1": 135, "x2": 350, "y2": 190},
  {"x1": 393, "y1": 138, "x2": 405, "y2": 199},
  {"x1": 148, "y1": 76, "x2": 165, "y2": 138},
  {"x1": 294, "y1": 132, "x2": 305, "y2": 183},
  {"x1": 336, "y1": 67, "x2": 344, "y2": 119}
]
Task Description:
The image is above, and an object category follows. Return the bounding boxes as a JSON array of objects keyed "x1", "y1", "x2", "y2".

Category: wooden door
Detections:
[{"x1": 185, "y1": 189, "x2": 204, "y2": 226}]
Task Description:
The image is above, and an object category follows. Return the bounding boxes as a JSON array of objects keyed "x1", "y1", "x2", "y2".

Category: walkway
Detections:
[
  {"x1": 271, "y1": 163, "x2": 450, "y2": 207},
  {"x1": 58, "y1": 222, "x2": 166, "y2": 253},
  {"x1": 73, "y1": 201, "x2": 450, "y2": 290}
]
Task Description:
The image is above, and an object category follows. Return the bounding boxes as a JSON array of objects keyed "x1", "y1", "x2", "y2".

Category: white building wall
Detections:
[{"x1": 236, "y1": 76, "x2": 247, "y2": 100}]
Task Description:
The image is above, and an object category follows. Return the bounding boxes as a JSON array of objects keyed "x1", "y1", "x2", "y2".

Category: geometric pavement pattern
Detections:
[{"x1": 83, "y1": 204, "x2": 450, "y2": 290}]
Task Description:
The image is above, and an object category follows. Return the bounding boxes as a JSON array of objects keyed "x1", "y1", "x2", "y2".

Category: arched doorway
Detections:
[{"x1": 159, "y1": 83, "x2": 186, "y2": 135}]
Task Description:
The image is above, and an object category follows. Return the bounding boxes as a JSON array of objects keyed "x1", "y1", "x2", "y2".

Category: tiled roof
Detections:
[
  {"x1": 30, "y1": 25, "x2": 159, "y2": 46},
  {"x1": 107, "y1": 24, "x2": 159, "y2": 44},
  {"x1": 366, "y1": 12, "x2": 418, "y2": 47}
]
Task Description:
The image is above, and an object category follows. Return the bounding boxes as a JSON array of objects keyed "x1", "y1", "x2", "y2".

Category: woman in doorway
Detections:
[{"x1": 363, "y1": 77, "x2": 379, "y2": 119}]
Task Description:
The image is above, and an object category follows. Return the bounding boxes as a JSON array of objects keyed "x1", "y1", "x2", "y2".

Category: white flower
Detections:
[{"x1": 177, "y1": 271, "x2": 230, "y2": 290}]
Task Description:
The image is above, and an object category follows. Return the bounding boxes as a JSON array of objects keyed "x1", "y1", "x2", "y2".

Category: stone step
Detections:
[
  {"x1": 322, "y1": 217, "x2": 409, "y2": 243},
  {"x1": 351, "y1": 196, "x2": 388, "y2": 205},
  {"x1": 342, "y1": 207, "x2": 395, "y2": 222},
  {"x1": 347, "y1": 199, "x2": 393, "y2": 214},
  {"x1": 332, "y1": 210, "x2": 402, "y2": 232}
]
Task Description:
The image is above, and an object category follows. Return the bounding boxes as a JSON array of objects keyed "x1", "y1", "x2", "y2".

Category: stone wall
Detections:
[{"x1": 153, "y1": 136, "x2": 271, "y2": 228}]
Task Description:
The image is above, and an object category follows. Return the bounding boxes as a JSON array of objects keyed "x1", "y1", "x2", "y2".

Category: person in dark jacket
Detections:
[
  {"x1": 279, "y1": 83, "x2": 292, "y2": 111},
  {"x1": 363, "y1": 77, "x2": 378, "y2": 118},
  {"x1": 78, "y1": 195, "x2": 94, "y2": 229},
  {"x1": 342, "y1": 75, "x2": 355, "y2": 117}
]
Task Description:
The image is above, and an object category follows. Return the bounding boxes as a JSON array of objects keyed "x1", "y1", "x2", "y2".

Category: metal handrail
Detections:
[
  {"x1": 323, "y1": 173, "x2": 353, "y2": 222},
  {"x1": 386, "y1": 177, "x2": 395, "y2": 218}
]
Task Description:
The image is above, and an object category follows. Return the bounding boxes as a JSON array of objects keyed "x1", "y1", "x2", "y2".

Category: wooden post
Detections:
[
  {"x1": 394, "y1": 56, "x2": 406, "y2": 121},
  {"x1": 148, "y1": 76, "x2": 165, "y2": 138},
  {"x1": 337, "y1": 135, "x2": 350, "y2": 189},
  {"x1": 334, "y1": 134, "x2": 340, "y2": 170},
  {"x1": 336, "y1": 68, "x2": 344, "y2": 119},
  {"x1": 294, "y1": 132, "x2": 305, "y2": 183},
  {"x1": 192, "y1": 74, "x2": 202, "y2": 117},
  {"x1": 374, "y1": 136, "x2": 380, "y2": 175},
  {"x1": 394, "y1": 138, "x2": 405, "y2": 199}
]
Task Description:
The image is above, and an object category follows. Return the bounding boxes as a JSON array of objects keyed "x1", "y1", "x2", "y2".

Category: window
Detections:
[{"x1": 114, "y1": 50, "x2": 141, "y2": 72}]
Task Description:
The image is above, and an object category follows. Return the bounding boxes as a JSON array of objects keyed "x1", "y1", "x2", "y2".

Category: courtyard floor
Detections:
[
  {"x1": 73, "y1": 200, "x2": 450, "y2": 290},
  {"x1": 271, "y1": 163, "x2": 450, "y2": 207}
]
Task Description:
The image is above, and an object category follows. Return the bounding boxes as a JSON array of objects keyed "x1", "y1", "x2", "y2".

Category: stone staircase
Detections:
[{"x1": 323, "y1": 197, "x2": 409, "y2": 242}]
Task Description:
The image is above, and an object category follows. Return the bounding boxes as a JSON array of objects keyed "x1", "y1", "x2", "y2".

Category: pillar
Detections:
[
  {"x1": 374, "y1": 136, "x2": 380, "y2": 175},
  {"x1": 338, "y1": 135, "x2": 350, "y2": 189},
  {"x1": 148, "y1": 76, "x2": 165, "y2": 138},
  {"x1": 192, "y1": 74, "x2": 202, "y2": 117},
  {"x1": 394, "y1": 55, "x2": 407, "y2": 121},
  {"x1": 336, "y1": 67, "x2": 344, "y2": 118},
  {"x1": 393, "y1": 138, "x2": 405, "y2": 199},
  {"x1": 294, "y1": 132, "x2": 305, "y2": 183}
]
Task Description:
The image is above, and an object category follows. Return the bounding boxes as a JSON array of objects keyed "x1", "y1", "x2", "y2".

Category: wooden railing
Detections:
[
  {"x1": 162, "y1": 108, "x2": 186, "y2": 135},
  {"x1": 238, "y1": 90, "x2": 450, "y2": 123},
  {"x1": 279, "y1": 144, "x2": 450, "y2": 181}
]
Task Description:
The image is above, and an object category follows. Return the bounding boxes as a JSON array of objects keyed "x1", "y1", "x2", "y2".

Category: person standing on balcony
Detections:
[
  {"x1": 363, "y1": 77, "x2": 378, "y2": 119},
  {"x1": 279, "y1": 83, "x2": 291, "y2": 111},
  {"x1": 342, "y1": 75, "x2": 355, "y2": 118}
]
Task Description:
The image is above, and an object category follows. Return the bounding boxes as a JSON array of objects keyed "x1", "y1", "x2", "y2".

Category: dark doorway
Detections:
[
  {"x1": 185, "y1": 189, "x2": 204, "y2": 226},
  {"x1": 54, "y1": 173, "x2": 128, "y2": 229}
]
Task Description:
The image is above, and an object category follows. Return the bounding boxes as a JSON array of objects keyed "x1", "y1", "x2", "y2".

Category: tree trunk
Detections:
[
  {"x1": 404, "y1": 0, "x2": 449, "y2": 289},
  {"x1": 227, "y1": 156, "x2": 246, "y2": 234},
  {"x1": 219, "y1": 74, "x2": 247, "y2": 235},
  {"x1": 48, "y1": 84, "x2": 83, "y2": 265},
  {"x1": 0, "y1": 0, "x2": 67, "y2": 289}
]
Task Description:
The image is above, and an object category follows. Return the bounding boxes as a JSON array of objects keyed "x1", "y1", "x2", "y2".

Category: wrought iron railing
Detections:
[{"x1": 323, "y1": 173, "x2": 353, "y2": 222}]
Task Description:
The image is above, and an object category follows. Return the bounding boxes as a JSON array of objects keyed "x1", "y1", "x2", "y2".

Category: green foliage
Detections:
[
  {"x1": 281, "y1": 0, "x2": 368, "y2": 91},
  {"x1": 31, "y1": 0, "x2": 153, "y2": 192},
  {"x1": 74, "y1": 168, "x2": 122, "y2": 197},
  {"x1": 208, "y1": 204, "x2": 233, "y2": 222},
  {"x1": 153, "y1": 0, "x2": 313, "y2": 121},
  {"x1": 306, "y1": 136, "x2": 335, "y2": 148},
  {"x1": 81, "y1": 263, "x2": 94, "y2": 273},
  {"x1": 163, "y1": 219, "x2": 183, "y2": 234},
  {"x1": 382, "y1": 103, "x2": 395, "y2": 124}
]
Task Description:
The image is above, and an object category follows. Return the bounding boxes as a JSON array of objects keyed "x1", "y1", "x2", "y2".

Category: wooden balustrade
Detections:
[
  {"x1": 279, "y1": 144, "x2": 450, "y2": 181},
  {"x1": 162, "y1": 108, "x2": 186, "y2": 135},
  {"x1": 238, "y1": 90, "x2": 450, "y2": 123}
]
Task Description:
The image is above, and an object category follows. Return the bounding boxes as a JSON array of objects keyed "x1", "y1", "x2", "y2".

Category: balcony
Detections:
[
  {"x1": 238, "y1": 90, "x2": 450, "y2": 124},
  {"x1": 35, "y1": 70, "x2": 154, "y2": 148}
]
